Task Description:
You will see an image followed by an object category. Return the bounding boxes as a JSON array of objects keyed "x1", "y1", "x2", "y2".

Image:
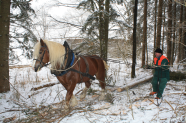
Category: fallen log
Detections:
[
  {"x1": 30, "y1": 82, "x2": 60, "y2": 91},
  {"x1": 166, "y1": 92, "x2": 186, "y2": 95},
  {"x1": 9, "y1": 65, "x2": 31, "y2": 69},
  {"x1": 117, "y1": 77, "x2": 153, "y2": 92}
]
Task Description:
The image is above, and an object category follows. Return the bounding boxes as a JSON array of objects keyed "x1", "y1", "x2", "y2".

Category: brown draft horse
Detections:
[{"x1": 33, "y1": 39, "x2": 108, "y2": 109}]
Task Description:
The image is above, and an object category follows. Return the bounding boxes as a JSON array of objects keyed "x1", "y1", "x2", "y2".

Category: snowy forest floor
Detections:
[{"x1": 0, "y1": 61, "x2": 186, "y2": 123}]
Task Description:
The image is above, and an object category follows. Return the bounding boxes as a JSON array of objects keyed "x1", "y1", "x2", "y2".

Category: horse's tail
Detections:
[{"x1": 103, "y1": 60, "x2": 109, "y2": 70}]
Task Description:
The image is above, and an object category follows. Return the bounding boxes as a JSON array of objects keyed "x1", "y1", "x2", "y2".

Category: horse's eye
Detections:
[{"x1": 39, "y1": 51, "x2": 42, "y2": 54}]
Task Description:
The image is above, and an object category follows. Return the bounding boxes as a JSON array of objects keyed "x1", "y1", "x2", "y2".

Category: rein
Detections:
[{"x1": 33, "y1": 45, "x2": 50, "y2": 67}]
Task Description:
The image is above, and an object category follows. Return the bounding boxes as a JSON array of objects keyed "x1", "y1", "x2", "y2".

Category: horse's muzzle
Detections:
[
  {"x1": 34, "y1": 64, "x2": 42, "y2": 72},
  {"x1": 34, "y1": 67, "x2": 38, "y2": 72}
]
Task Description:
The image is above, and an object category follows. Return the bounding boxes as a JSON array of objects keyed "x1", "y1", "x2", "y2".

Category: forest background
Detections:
[{"x1": 0, "y1": 0, "x2": 185, "y2": 101}]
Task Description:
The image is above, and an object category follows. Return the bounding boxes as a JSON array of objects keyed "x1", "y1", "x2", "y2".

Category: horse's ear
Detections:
[
  {"x1": 40, "y1": 39, "x2": 45, "y2": 46},
  {"x1": 63, "y1": 41, "x2": 70, "y2": 49}
]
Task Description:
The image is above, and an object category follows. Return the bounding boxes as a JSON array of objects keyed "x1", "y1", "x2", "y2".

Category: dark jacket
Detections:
[{"x1": 153, "y1": 55, "x2": 170, "y2": 80}]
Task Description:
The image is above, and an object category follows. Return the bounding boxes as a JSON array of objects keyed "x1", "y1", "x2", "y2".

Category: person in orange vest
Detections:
[{"x1": 149, "y1": 48, "x2": 170, "y2": 99}]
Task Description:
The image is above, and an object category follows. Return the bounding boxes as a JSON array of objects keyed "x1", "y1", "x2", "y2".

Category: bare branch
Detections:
[{"x1": 49, "y1": 16, "x2": 82, "y2": 29}]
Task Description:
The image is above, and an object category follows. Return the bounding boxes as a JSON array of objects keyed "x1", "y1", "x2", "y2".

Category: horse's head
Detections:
[{"x1": 33, "y1": 39, "x2": 49, "y2": 72}]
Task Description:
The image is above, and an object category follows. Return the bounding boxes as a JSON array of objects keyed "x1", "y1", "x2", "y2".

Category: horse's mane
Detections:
[{"x1": 33, "y1": 40, "x2": 65, "y2": 69}]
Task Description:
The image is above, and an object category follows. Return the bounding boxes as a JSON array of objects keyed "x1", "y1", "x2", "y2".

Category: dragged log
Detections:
[{"x1": 117, "y1": 77, "x2": 153, "y2": 92}]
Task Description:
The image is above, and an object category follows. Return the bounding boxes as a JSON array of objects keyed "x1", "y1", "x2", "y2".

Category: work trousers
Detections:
[{"x1": 151, "y1": 77, "x2": 167, "y2": 98}]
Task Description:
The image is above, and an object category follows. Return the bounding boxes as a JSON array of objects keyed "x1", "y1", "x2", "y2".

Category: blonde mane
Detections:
[{"x1": 33, "y1": 40, "x2": 65, "y2": 69}]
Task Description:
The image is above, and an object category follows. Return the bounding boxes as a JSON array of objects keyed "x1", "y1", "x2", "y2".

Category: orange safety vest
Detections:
[{"x1": 154, "y1": 55, "x2": 169, "y2": 66}]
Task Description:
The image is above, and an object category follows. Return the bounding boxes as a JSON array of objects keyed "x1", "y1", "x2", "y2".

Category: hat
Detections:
[{"x1": 155, "y1": 48, "x2": 162, "y2": 54}]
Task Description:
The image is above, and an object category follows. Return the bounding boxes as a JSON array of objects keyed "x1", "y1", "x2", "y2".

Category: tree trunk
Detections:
[
  {"x1": 162, "y1": 5, "x2": 165, "y2": 54},
  {"x1": 177, "y1": 3, "x2": 183, "y2": 63},
  {"x1": 99, "y1": 0, "x2": 105, "y2": 59},
  {"x1": 167, "y1": 0, "x2": 172, "y2": 64},
  {"x1": 0, "y1": 0, "x2": 10, "y2": 93},
  {"x1": 153, "y1": 0, "x2": 157, "y2": 59},
  {"x1": 142, "y1": 0, "x2": 147, "y2": 67},
  {"x1": 171, "y1": 2, "x2": 176, "y2": 64},
  {"x1": 182, "y1": 6, "x2": 186, "y2": 61},
  {"x1": 156, "y1": 0, "x2": 163, "y2": 48},
  {"x1": 131, "y1": 0, "x2": 138, "y2": 78},
  {"x1": 104, "y1": 0, "x2": 110, "y2": 63}
]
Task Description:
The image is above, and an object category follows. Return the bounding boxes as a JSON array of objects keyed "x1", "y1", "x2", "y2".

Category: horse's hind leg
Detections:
[
  {"x1": 99, "y1": 88, "x2": 106, "y2": 100},
  {"x1": 98, "y1": 79, "x2": 106, "y2": 101},
  {"x1": 80, "y1": 81, "x2": 91, "y2": 100},
  {"x1": 96, "y1": 62, "x2": 106, "y2": 101}
]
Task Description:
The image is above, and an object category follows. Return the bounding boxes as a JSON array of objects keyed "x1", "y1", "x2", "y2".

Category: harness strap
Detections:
[
  {"x1": 69, "y1": 68, "x2": 95, "y2": 80},
  {"x1": 55, "y1": 55, "x2": 95, "y2": 80},
  {"x1": 78, "y1": 56, "x2": 83, "y2": 82},
  {"x1": 80, "y1": 56, "x2": 89, "y2": 74}
]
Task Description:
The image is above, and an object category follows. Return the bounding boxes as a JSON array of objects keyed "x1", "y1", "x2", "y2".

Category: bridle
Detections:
[{"x1": 33, "y1": 45, "x2": 50, "y2": 67}]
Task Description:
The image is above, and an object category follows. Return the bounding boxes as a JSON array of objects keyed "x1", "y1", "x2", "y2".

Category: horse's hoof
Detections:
[
  {"x1": 99, "y1": 89, "x2": 106, "y2": 101},
  {"x1": 80, "y1": 87, "x2": 88, "y2": 100},
  {"x1": 64, "y1": 104, "x2": 69, "y2": 109},
  {"x1": 99, "y1": 96, "x2": 105, "y2": 101},
  {"x1": 80, "y1": 95, "x2": 86, "y2": 100},
  {"x1": 70, "y1": 101, "x2": 78, "y2": 107},
  {"x1": 70, "y1": 95, "x2": 78, "y2": 107},
  {"x1": 79, "y1": 98, "x2": 85, "y2": 102}
]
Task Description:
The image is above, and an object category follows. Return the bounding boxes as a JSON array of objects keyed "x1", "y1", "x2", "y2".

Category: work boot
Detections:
[
  {"x1": 155, "y1": 97, "x2": 160, "y2": 99},
  {"x1": 149, "y1": 92, "x2": 157, "y2": 95}
]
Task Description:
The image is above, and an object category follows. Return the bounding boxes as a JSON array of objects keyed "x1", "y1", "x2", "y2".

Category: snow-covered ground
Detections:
[{"x1": 0, "y1": 60, "x2": 186, "y2": 123}]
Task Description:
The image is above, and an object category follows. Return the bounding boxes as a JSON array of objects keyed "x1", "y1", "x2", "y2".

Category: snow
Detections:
[
  {"x1": 0, "y1": 60, "x2": 185, "y2": 123},
  {"x1": 2, "y1": 0, "x2": 185, "y2": 122}
]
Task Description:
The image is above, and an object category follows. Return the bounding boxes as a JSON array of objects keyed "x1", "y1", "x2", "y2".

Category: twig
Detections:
[
  {"x1": 53, "y1": 89, "x2": 65, "y2": 103},
  {"x1": 4, "y1": 76, "x2": 36, "y2": 105},
  {"x1": 10, "y1": 98, "x2": 32, "y2": 110},
  {"x1": 0, "y1": 109, "x2": 23, "y2": 114},
  {"x1": 126, "y1": 87, "x2": 134, "y2": 120},
  {"x1": 75, "y1": 89, "x2": 83, "y2": 96},
  {"x1": 4, "y1": 76, "x2": 27, "y2": 100},
  {"x1": 28, "y1": 88, "x2": 47, "y2": 98},
  {"x1": 164, "y1": 99, "x2": 178, "y2": 117}
]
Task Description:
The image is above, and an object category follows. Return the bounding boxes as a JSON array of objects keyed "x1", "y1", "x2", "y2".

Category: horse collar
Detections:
[{"x1": 53, "y1": 52, "x2": 75, "y2": 76}]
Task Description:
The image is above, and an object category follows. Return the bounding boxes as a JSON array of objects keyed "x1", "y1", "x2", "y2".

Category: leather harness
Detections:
[{"x1": 53, "y1": 41, "x2": 95, "y2": 80}]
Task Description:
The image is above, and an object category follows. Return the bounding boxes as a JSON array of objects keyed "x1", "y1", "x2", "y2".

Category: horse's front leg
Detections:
[
  {"x1": 58, "y1": 73, "x2": 79, "y2": 109},
  {"x1": 64, "y1": 92, "x2": 72, "y2": 109},
  {"x1": 65, "y1": 91, "x2": 78, "y2": 109}
]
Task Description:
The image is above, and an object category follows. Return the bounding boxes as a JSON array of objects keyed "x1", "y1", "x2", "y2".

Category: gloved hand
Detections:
[
  {"x1": 143, "y1": 65, "x2": 155, "y2": 69},
  {"x1": 143, "y1": 65, "x2": 150, "y2": 69}
]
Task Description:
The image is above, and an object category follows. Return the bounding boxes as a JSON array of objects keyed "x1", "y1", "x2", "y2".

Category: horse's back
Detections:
[
  {"x1": 88, "y1": 55, "x2": 106, "y2": 87},
  {"x1": 85, "y1": 55, "x2": 105, "y2": 77},
  {"x1": 85, "y1": 55, "x2": 104, "y2": 69}
]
